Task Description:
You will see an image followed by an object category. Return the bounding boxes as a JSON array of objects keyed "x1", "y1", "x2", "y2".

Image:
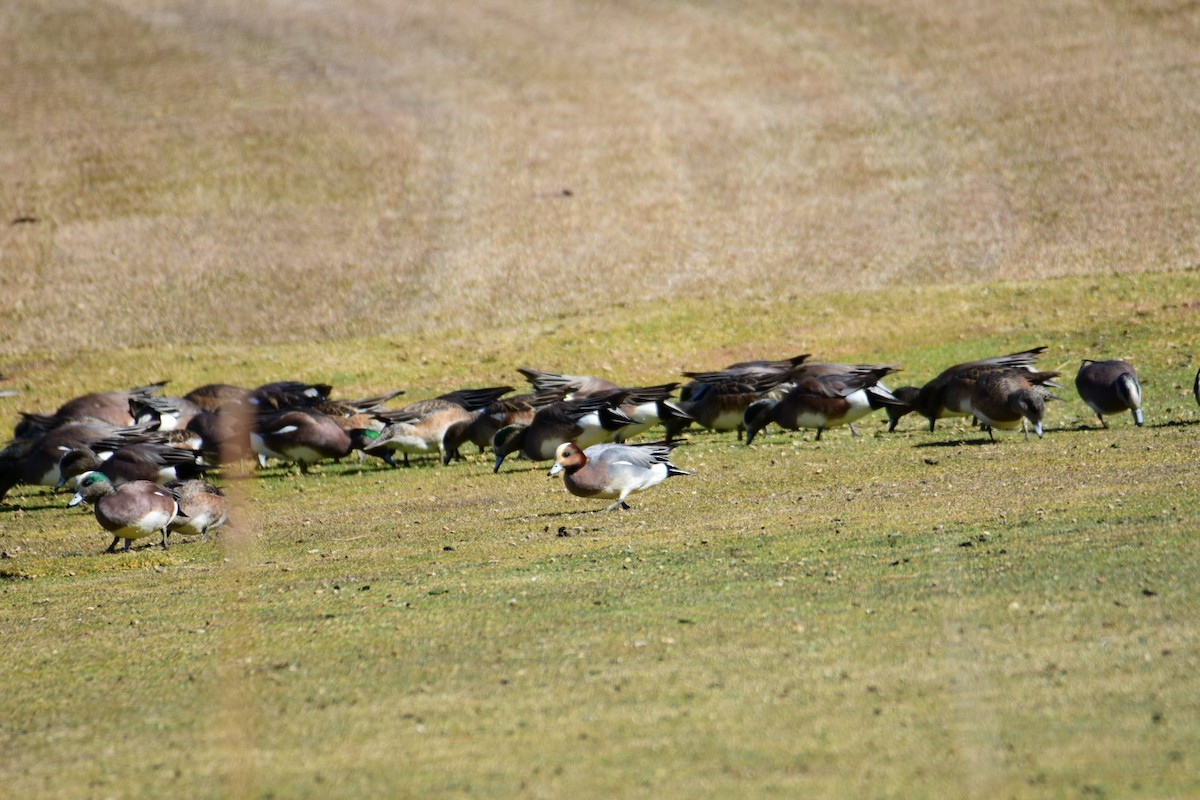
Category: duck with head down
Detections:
[
  {"x1": 742, "y1": 367, "x2": 903, "y2": 444},
  {"x1": 362, "y1": 386, "x2": 514, "y2": 467},
  {"x1": 1075, "y1": 359, "x2": 1143, "y2": 428},
  {"x1": 492, "y1": 394, "x2": 635, "y2": 472},
  {"x1": 969, "y1": 369, "x2": 1062, "y2": 441}
]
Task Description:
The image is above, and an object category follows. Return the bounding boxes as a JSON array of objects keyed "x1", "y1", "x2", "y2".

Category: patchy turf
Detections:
[{"x1": 2, "y1": 273, "x2": 1199, "y2": 798}]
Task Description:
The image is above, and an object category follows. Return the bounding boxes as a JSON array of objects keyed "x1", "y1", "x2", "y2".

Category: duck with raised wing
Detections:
[
  {"x1": 549, "y1": 441, "x2": 690, "y2": 512},
  {"x1": 1075, "y1": 360, "x2": 1144, "y2": 428},
  {"x1": 743, "y1": 367, "x2": 902, "y2": 444},
  {"x1": 68, "y1": 472, "x2": 180, "y2": 552},
  {"x1": 492, "y1": 394, "x2": 635, "y2": 472},
  {"x1": 165, "y1": 479, "x2": 229, "y2": 543},
  {"x1": 969, "y1": 369, "x2": 1062, "y2": 441}
]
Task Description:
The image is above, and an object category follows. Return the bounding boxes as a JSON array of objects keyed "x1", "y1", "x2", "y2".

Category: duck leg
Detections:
[{"x1": 105, "y1": 535, "x2": 121, "y2": 554}]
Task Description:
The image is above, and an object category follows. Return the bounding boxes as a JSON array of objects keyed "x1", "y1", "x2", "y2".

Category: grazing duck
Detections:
[
  {"x1": 607, "y1": 384, "x2": 693, "y2": 442},
  {"x1": 165, "y1": 479, "x2": 229, "y2": 543},
  {"x1": 549, "y1": 441, "x2": 690, "y2": 512},
  {"x1": 251, "y1": 408, "x2": 375, "y2": 472},
  {"x1": 519, "y1": 375, "x2": 690, "y2": 441},
  {"x1": 364, "y1": 386, "x2": 514, "y2": 466},
  {"x1": 56, "y1": 442, "x2": 209, "y2": 489},
  {"x1": 1075, "y1": 360, "x2": 1144, "y2": 428},
  {"x1": 900, "y1": 346, "x2": 1048, "y2": 431},
  {"x1": 885, "y1": 386, "x2": 921, "y2": 431},
  {"x1": 0, "y1": 421, "x2": 145, "y2": 502},
  {"x1": 743, "y1": 367, "x2": 902, "y2": 444},
  {"x1": 441, "y1": 390, "x2": 564, "y2": 464},
  {"x1": 53, "y1": 382, "x2": 170, "y2": 428},
  {"x1": 492, "y1": 395, "x2": 635, "y2": 472},
  {"x1": 969, "y1": 369, "x2": 1062, "y2": 441},
  {"x1": 68, "y1": 472, "x2": 180, "y2": 552},
  {"x1": 668, "y1": 374, "x2": 788, "y2": 440},
  {"x1": 12, "y1": 383, "x2": 169, "y2": 440}
]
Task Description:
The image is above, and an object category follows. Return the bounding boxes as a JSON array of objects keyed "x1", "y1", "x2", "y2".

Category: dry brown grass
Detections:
[{"x1": 3, "y1": 0, "x2": 1198, "y2": 359}]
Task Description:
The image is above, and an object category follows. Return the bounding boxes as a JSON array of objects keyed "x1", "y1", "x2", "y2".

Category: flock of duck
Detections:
[{"x1": 1, "y1": 346, "x2": 1183, "y2": 554}]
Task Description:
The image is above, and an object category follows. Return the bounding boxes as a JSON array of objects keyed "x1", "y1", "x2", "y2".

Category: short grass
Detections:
[
  {"x1": 2, "y1": 273, "x2": 1199, "y2": 799},
  {"x1": 3, "y1": 1, "x2": 1200, "y2": 797}
]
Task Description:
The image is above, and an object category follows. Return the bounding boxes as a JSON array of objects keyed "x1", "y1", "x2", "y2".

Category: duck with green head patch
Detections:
[{"x1": 69, "y1": 471, "x2": 180, "y2": 553}]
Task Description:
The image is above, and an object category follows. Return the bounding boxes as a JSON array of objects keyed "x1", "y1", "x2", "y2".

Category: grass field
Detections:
[{"x1": 2, "y1": 2, "x2": 1199, "y2": 798}]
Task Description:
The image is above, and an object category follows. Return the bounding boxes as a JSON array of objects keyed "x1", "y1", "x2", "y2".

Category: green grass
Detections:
[{"x1": 2, "y1": 273, "x2": 1199, "y2": 798}]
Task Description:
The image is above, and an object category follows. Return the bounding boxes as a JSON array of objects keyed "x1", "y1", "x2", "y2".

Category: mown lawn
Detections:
[{"x1": 2, "y1": 274, "x2": 1198, "y2": 798}]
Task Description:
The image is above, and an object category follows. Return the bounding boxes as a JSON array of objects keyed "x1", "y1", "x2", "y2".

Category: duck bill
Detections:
[
  {"x1": 68, "y1": 492, "x2": 85, "y2": 507},
  {"x1": 548, "y1": 463, "x2": 563, "y2": 477}
]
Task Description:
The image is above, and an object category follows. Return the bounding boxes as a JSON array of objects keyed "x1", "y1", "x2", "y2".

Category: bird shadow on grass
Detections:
[{"x1": 0, "y1": 494, "x2": 71, "y2": 513}]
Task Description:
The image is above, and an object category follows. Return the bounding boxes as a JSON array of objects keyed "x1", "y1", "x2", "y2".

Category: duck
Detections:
[
  {"x1": 440, "y1": 390, "x2": 565, "y2": 464},
  {"x1": 248, "y1": 381, "x2": 335, "y2": 411},
  {"x1": 969, "y1": 369, "x2": 1062, "y2": 441},
  {"x1": 12, "y1": 383, "x2": 169, "y2": 440},
  {"x1": 68, "y1": 472, "x2": 180, "y2": 552},
  {"x1": 667, "y1": 373, "x2": 789, "y2": 440},
  {"x1": 0, "y1": 421, "x2": 145, "y2": 502},
  {"x1": 56, "y1": 442, "x2": 209, "y2": 489},
  {"x1": 520, "y1": 374, "x2": 689, "y2": 441},
  {"x1": 363, "y1": 386, "x2": 514, "y2": 466},
  {"x1": 607, "y1": 384, "x2": 693, "y2": 441},
  {"x1": 549, "y1": 441, "x2": 690, "y2": 512},
  {"x1": 165, "y1": 479, "x2": 229, "y2": 543},
  {"x1": 743, "y1": 367, "x2": 902, "y2": 444},
  {"x1": 1195, "y1": 368, "x2": 1200, "y2": 407},
  {"x1": 251, "y1": 408, "x2": 376, "y2": 472},
  {"x1": 492, "y1": 394, "x2": 635, "y2": 472},
  {"x1": 898, "y1": 346, "x2": 1049, "y2": 431},
  {"x1": 1075, "y1": 360, "x2": 1144, "y2": 428}
]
